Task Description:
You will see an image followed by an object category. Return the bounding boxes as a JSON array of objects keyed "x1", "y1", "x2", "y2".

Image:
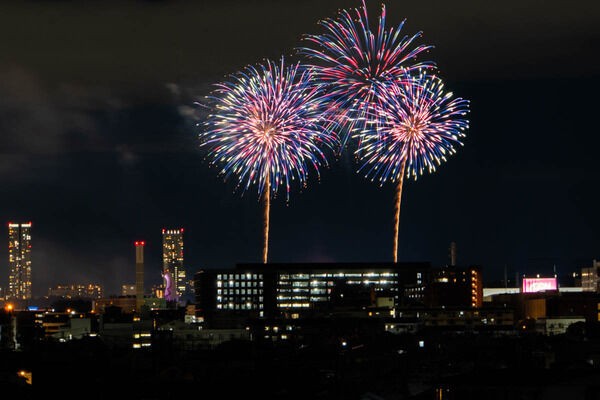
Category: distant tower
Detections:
[
  {"x1": 134, "y1": 241, "x2": 145, "y2": 313},
  {"x1": 8, "y1": 222, "x2": 32, "y2": 300},
  {"x1": 162, "y1": 228, "x2": 185, "y2": 300},
  {"x1": 449, "y1": 241, "x2": 457, "y2": 266}
]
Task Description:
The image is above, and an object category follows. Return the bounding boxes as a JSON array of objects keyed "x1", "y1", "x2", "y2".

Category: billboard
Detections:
[{"x1": 522, "y1": 277, "x2": 557, "y2": 293}]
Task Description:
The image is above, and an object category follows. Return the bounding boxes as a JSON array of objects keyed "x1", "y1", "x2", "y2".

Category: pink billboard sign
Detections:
[{"x1": 522, "y1": 277, "x2": 557, "y2": 293}]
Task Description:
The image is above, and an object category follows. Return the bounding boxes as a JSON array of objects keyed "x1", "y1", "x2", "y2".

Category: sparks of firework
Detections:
[
  {"x1": 357, "y1": 71, "x2": 470, "y2": 262},
  {"x1": 198, "y1": 58, "x2": 339, "y2": 263},
  {"x1": 299, "y1": 0, "x2": 434, "y2": 149}
]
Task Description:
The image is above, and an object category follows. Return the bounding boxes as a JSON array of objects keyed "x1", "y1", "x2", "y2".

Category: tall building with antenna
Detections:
[
  {"x1": 162, "y1": 228, "x2": 185, "y2": 300},
  {"x1": 8, "y1": 222, "x2": 32, "y2": 300}
]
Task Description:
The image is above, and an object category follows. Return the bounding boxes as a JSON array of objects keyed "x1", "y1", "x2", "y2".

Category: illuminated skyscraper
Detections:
[
  {"x1": 162, "y1": 228, "x2": 185, "y2": 300},
  {"x1": 8, "y1": 222, "x2": 32, "y2": 300}
]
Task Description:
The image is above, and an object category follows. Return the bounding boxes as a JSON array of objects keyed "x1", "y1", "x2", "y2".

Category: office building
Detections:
[
  {"x1": 426, "y1": 265, "x2": 483, "y2": 308},
  {"x1": 8, "y1": 222, "x2": 32, "y2": 300},
  {"x1": 162, "y1": 228, "x2": 185, "y2": 299},
  {"x1": 48, "y1": 284, "x2": 103, "y2": 299},
  {"x1": 194, "y1": 262, "x2": 430, "y2": 327}
]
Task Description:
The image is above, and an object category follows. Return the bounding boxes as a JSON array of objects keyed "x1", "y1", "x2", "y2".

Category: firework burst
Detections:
[
  {"x1": 299, "y1": 0, "x2": 433, "y2": 148},
  {"x1": 357, "y1": 71, "x2": 470, "y2": 262},
  {"x1": 199, "y1": 58, "x2": 339, "y2": 263}
]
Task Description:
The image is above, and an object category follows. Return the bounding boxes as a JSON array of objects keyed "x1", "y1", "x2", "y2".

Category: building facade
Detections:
[
  {"x1": 48, "y1": 284, "x2": 103, "y2": 299},
  {"x1": 162, "y1": 228, "x2": 185, "y2": 300},
  {"x1": 581, "y1": 259, "x2": 600, "y2": 292},
  {"x1": 8, "y1": 222, "x2": 32, "y2": 300},
  {"x1": 194, "y1": 262, "x2": 430, "y2": 327},
  {"x1": 426, "y1": 265, "x2": 483, "y2": 308}
]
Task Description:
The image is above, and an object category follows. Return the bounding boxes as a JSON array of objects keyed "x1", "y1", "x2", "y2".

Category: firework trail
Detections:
[
  {"x1": 299, "y1": 0, "x2": 433, "y2": 150},
  {"x1": 199, "y1": 58, "x2": 339, "y2": 263},
  {"x1": 357, "y1": 71, "x2": 470, "y2": 262}
]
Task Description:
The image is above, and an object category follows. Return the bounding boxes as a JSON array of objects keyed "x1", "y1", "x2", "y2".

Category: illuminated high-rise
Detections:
[
  {"x1": 162, "y1": 228, "x2": 185, "y2": 300},
  {"x1": 8, "y1": 222, "x2": 32, "y2": 300}
]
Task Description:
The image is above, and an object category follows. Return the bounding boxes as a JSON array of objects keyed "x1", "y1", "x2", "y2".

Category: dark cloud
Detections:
[
  {"x1": 0, "y1": 66, "x2": 130, "y2": 156},
  {"x1": 0, "y1": 67, "x2": 94, "y2": 154}
]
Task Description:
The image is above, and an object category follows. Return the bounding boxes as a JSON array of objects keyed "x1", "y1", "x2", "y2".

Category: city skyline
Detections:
[{"x1": 0, "y1": 0, "x2": 598, "y2": 297}]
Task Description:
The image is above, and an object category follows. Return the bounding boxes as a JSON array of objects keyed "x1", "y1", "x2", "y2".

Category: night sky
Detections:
[{"x1": 0, "y1": 0, "x2": 598, "y2": 297}]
